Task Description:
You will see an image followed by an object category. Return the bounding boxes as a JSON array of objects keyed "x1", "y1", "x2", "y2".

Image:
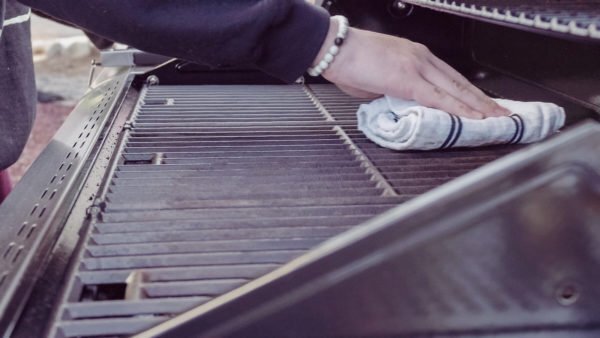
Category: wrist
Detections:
[{"x1": 308, "y1": 16, "x2": 348, "y2": 78}]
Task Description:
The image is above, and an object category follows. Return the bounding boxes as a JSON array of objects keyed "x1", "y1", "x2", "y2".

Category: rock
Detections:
[
  {"x1": 37, "y1": 90, "x2": 65, "y2": 103},
  {"x1": 66, "y1": 40, "x2": 93, "y2": 59},
  {"x1": 45, "y1": 42, "x2": 63, "y2": 59}
]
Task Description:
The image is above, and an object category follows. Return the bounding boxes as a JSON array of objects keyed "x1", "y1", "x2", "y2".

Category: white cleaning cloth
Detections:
[{"x1": 357, "y1": 96, "x2": 565, "y2": 150}]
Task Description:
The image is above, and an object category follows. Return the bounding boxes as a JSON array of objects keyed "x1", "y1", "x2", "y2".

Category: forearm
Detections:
[{"x1": 19, "y1": 0, "x2": 330, "y2": 82}]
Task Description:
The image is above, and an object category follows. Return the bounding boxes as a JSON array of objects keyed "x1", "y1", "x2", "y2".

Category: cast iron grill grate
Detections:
[{"x1": 49, "y1": 84, "x2": 515, "y2": 337}]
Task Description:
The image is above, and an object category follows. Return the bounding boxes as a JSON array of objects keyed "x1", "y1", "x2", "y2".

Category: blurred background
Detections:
[{"x1": 8, "y1": 14, "x2": 97, "y2": 184}]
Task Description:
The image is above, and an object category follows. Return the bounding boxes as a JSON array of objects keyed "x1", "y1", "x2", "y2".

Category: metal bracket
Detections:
[{"x1": 87, "y1": 59, "x2": 102, "y2": 88}]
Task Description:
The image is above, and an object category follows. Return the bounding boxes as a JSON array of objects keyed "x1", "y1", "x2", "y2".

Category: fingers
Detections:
[
  {"x1": 323, "y1": 29, "x2": 512, "y2": 119},
  {"x1": 420, "y1": 62, "x2": 497, "y2": 118},
  {"x1": 411, "y1": 79, "x2": 485, "y2": 119},
  {"x1": 426, "y1": 55, "x2": 511, "y2": 117}
]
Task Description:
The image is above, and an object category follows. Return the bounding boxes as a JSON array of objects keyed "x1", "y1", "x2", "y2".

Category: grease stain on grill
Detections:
[
  {"x1": 144, "y1": 98, "x2": 174, "y2": 106},
  {"x1": 123, "y1": 153, "x2": 164, "y2": 166}
]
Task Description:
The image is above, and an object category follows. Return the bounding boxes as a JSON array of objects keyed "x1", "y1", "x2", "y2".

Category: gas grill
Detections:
[{"x1": 1, "y1": 1, "x2": 599, "y2": 337}]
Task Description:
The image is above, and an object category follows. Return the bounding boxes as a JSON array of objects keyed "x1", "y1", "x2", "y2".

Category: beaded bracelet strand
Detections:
[{"x1": 307, "y1": 15, "x2": 349, "y2": 77}]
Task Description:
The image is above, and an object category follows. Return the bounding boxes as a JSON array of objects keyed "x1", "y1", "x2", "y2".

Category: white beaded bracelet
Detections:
[{"x1": 307, "y1": 15, "x2": 349, "y2": 77}]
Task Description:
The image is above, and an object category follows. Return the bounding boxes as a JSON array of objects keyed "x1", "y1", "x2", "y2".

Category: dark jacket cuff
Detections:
[{"x1": 256, "y1": 1, "x2": 330, "y2": 83}]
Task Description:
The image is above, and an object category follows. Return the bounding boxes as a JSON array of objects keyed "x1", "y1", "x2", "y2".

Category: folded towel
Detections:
[{"x1": 357, "y1": 96, "x2": 565, "y2": 150}]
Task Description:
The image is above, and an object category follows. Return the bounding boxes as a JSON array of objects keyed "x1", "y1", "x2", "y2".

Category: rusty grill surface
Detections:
[{"x1": 48, "y1": 84, "x2": 514, "y2": 337}]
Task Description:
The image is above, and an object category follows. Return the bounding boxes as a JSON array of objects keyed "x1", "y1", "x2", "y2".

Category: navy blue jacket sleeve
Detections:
[{"x1": 18, "y1": 0, "x2": 330, "y2": 82}]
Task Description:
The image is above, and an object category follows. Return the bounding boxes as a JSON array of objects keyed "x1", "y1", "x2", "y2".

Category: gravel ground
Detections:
[
  {"x1": 7, "y1": 103, "x2": 73, "y2": 182},
  {"x1": 35, "y1": 54, "x2": 95, "y2": 103},
  {"x1": 7, "y1": 15, "x2": 93, "y2": 185}
]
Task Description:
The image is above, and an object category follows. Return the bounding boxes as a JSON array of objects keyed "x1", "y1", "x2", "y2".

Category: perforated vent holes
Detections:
[{"x1": 0, "y1": 79, "x2": 121, "y2": 293}]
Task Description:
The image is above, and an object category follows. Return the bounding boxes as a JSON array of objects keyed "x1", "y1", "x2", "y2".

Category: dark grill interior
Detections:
[
  {"x1": 404, "y1": 0, "x2": 600, "y2": 39},
  {"x1": 47, "y1": 84, "x2": 514, "y2": 337}
]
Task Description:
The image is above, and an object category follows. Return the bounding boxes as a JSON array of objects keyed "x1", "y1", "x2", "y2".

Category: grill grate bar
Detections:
[
  {"x1": 115, "y1": 164, "x2": 368, "y2": 175},
  {"x1": 89, "y1": 226, "x2": 358, "y2": 245},
  {"x1": 121, "y1": 143, "x2": 352, "y2": 152},
  {"x1": 86, "y1": 238, "x2": 330, "y2": 257},
  {"x1": 141, "y1": 279, "x2": 249, "y2": 298},
  {"x1": 56, "y1": 317, "x2": 168, "y2": 338},
  {"x1": 129, "y1": 129, "x2": 339, "y2": 136},
  {"x1": 106, "y1": 191, "x2": 388, "y2": 208},
  {"x1": 64, "y1": 298, "x2": 209, "y2": 319},
  {"x1": 77, "y1": 264, "x2": 280, "y2": 285},
  {"x1": 81, "y1": 250, "x2": 307, "y2": 270},
  {"x1": 111, "y1": 175, "x2": 375, "y2": 186},
  {"x1": 126, "y1": 137, "x2": 342, "y2": 146},
  {"x1": 108, "y1": 179, "x2": 377, "y2": 192},
  {"x1": 94, "y1": 215, "x2": 374, "y2": 234},
  {"x1": 128, "y1": 158, "x2": 366, "y2": 167},
  {"x1": 127, "y1": 135, "x2": 342, "y2": 142},
  {"x1": 99, "y1": 204, "x2": 401, "y2": 223},
  {"x1": 104, "y1": 197, "x2": 402, "y2": 212}
]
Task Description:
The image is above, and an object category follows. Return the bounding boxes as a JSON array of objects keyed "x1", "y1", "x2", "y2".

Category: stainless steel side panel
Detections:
[{"x1": 0, "y1": 71, "x2": 131, "y2": 336}]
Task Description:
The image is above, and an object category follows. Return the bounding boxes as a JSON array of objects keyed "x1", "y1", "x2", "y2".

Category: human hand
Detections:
[{"x1": 313, "y1": 20, "x2": 511, "y2": 119}]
